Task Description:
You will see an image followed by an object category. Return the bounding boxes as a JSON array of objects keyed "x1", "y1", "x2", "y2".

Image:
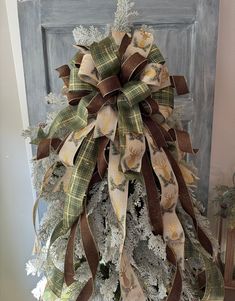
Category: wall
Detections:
[
  {"x1": 0, "y1": 0, "x2": 36, "y2": 300},
  {"x1": 208, "y1": 0, "x2": 235, "y2": 236}
]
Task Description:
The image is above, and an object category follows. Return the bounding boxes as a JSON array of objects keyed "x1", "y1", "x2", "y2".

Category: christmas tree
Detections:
[{"x1": 24, "y1": 1, "x2": 224, "y2": 300}]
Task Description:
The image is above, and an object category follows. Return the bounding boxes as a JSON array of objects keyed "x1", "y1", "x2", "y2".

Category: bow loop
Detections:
[
  {"x1": 121, "y1": 81, "x2": 150, "y2": 107},
  {"x1": 120, "y1": 52, "x2": 148, "y2": 83},
  {"x1": 90, "y1": 37, "x2": 120, "y2": 79},
  {"x1": 97, "y1": 75, "x2": 121, "y2": 98}
]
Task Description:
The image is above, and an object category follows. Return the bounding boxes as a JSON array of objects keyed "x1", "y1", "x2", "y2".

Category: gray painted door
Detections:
[{"x1": 18, "y1": 0, "x2": 220, "y2": 207}]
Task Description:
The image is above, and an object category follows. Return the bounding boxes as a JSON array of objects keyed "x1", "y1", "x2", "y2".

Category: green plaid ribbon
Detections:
[
  {"x1": 201, "y1": 250, "x2": 224, "y2": 301},
  {"x1": 69, "y1": 68, "x2": 93, "y2": 93},
  {"x1": 63, "y1": 132, "x2": 98, "y2": 230},
  {"x1": 70, "y1": 52, "x2": 82, "y2": 68},
  {"x1": 47, "y1": 105, "x2": 78, "y2": 138},
  {"x1": 185, "y1": 232, "x2": 224, "y2": 301},
  {"x1": 148, "y1": 44, "x2": 165, "y2": 64},
  {"x1": 152, "y1": 86, "x2": 174, "y2": 108},
  {"x1": 117, "y1": 81, "x2": 151, "y2": 135},
  {"x1": 121, "y1": 81, "x2": 151, "y2": 107},
  {"x1": 45, "y1": 221, "x2": 64, "y2": 297},
  {"x1": 47, "y1": 92, "x2": 96, "y2": 138},
  {"x1": 117, "y1": 94, "x2": 144, "y2": 135},
  {"x1": 90, "y1": 37, "x2": 120, "y2": 79}
]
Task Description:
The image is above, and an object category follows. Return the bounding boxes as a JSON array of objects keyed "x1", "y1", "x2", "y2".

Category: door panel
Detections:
[{"x1": 18, "y1": 0, "x2": 220, "y2": 207}]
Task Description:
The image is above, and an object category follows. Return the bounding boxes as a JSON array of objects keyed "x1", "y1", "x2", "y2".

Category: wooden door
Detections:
[{"x1": 18, "y1": 0, "x2": 220, "y2": 207}]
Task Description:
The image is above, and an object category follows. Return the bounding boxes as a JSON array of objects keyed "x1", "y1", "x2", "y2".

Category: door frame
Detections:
[{"x1": 5, "y1": 0, "x2": 36, "y2": 199}]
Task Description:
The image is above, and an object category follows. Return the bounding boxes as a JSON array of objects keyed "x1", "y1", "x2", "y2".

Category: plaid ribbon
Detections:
[
  {"x1": 44, "y1": 221, "x2": 64, "y2": 297},
  {"x1": 63, "y1": 132, "x2": 98, "y2": 230},
  {"x1": 121, "y1": 81, "x2": 150, "y2": 107},
  {"x1": 69, "y1": 68, "x2": 93, "y2": 92},
  {"x1": 148, "y1": 44, "x2": 165, "y2": 64},
  {"x1": 47, "y1": 92, "x2": 96, "y2": 138},
  {"x1": 47, "y1": 105, "x2": 78, "y2": 138},
  {"x1": 90, "y1": 37, "x2": 120, "y2": 78},
  {"x1": 152, "y1": 86, "x2": 174, "y2": 108}
]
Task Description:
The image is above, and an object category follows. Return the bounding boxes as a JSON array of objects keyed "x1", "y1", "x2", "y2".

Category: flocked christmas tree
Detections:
[{"x1": 24, "y1": 1, "x2": 224, "y2": 300}]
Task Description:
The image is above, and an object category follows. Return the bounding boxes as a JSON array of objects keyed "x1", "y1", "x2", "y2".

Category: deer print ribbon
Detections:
[
  {"x1": 108, "y1": 140, "x2": 146, "y2": 300},
  {"x1": 33, "y1": 29, "x2": 223, "y2": 301}
]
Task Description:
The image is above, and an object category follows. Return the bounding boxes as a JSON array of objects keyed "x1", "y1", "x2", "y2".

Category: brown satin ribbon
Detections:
[
  {"x1": 76, "y1": 205, "x2": 99, "y2": 301},
  {"x1": 140, "y1": 97, "x2": 160, "y2": 116},
  {"x1": 74, "y1": 53, "x2": 85, "y2": 68},
  {"x1": 142, "y1": 151, "x2": 163, "y2": 236},
  {"x1": 67, "y1": 91, "x2": 89, "y2": 106},
  {"x1": 120, "y1": 52, "x2": 148, "y2": 83},
  {"x1": 56, "y1": 64, "x2": 90, "y2": 105},
  {"x1": 97, "y1": 75, "x2": 121, "y2": 98},
  {"x1": 56, "y1": 65, "x2": 71, "y2": 87},
  {"x1": 98, "y1": 52, "x2": 147, "y2": 97},
  {"x1": 170, "y1": 75, "x2": 189, "y2": 95},
  {"x1": 86, "y1": 93, "x2": 107, "y2": 115},
  {"x1": 166, "y1": 246, "x2": 183, "y2": 301},
  {"x1": 64, "y1": 220, "x2": 78, "y2": 286},
  {"x1": 168, "y1": 128, "x2": 198, "y2": 154},
  {"x1": 97, "y1": 136, "x2": 109, "y2": 179},
  {"x1": 119, "y1": 34, "x2": 132, "y2": 59},
  {"x1": 143, "y1": 116, "x2": 168, "y2": 148},
  {"x1": 37, "y1": 138, "x2": 63, "y2": 160}
]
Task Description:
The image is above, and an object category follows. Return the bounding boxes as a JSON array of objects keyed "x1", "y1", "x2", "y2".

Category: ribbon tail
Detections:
[
  {"x1": 142, "y1": 150, "x2": 183, "y2": 301},
  {"x1": 63, "y1": 132, "x2": 98, "y2": 231},
  {"x1": 166, "y1": 246, "x2": 183, "y2": 301},
  {"x1": 144, "y1": 130, "x2": 185, "y2": 269},
  {"x1": 163, "y1": 147, "x2": 214, "y2": 256},
  {"x1": 76, "y1": 205, "x2": 99, "y2": 301},
  {"x1": 45, "y1": 221, "x2": 64, "y2": 297},
  {"x1": 108, "y1": 141, "x2": 146, "y2": 301},
  {"x1": 64, "y1": 220, "x2": 78, "y2": 286},
  {"x1": 201, "y1": 252, "x2": 224, "y2": 301}
]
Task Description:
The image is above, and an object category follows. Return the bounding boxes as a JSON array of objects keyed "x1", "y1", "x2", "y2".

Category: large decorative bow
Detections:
[{"x1": 34, "y1": 29, "x2": 223, "y2": 301}]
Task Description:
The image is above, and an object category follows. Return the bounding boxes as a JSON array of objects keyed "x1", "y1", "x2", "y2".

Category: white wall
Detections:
[
  {"x1": 208, "y1": 0, "x2": 235, "y2": 237},
  {"x1": 0, "y1": 0, "x2": 36, "y2": 300}
]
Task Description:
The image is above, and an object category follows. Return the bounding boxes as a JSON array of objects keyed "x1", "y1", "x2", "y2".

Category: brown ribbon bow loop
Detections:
[
  {"x1": 96, "y1": 35, "x2": 148, "y2": 99},
  {"x1": 56, "y1": 64, "x2": 89, "y2": 106},
  {"x1": 118, "y1": 33, "x2": 132, "y2": 59},
  {"x1": 120, "y1": 52, "x2": 148, "y2": 84},
  {"x1": 86, "y1": 93, "x2": 108, "y2": 115},
  {"x1": 168, "y1": 128, "x2": 199, "y2": 154},
  {"x1": 170, "y1": 75, "x2": 189, "y2": 95},
  {"x1": 97, "y1": 75, "x2": 121, "y2": 98},
  {"x1": 36, "y1": 138, "x2": 64, "y2": 160},
  {"x1": 56, "y1": 65, "x2": 71, "y2": 87}
]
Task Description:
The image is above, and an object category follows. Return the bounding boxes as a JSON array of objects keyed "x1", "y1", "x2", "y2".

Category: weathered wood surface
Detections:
[{"x1": 18, "y1": 0, "x2": 220, "y2": 207}]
